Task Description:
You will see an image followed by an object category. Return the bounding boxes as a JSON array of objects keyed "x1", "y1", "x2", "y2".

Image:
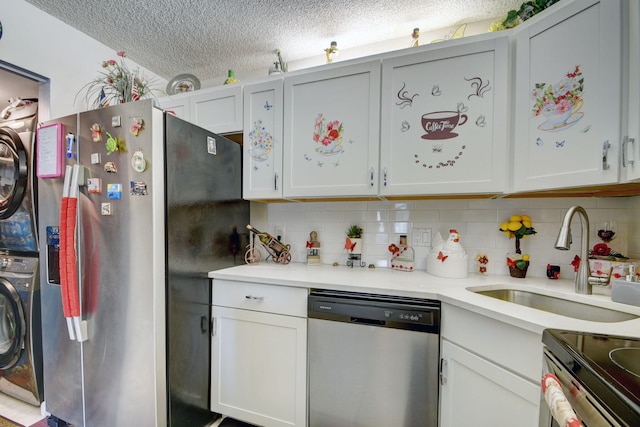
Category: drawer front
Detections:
[{"x1": 212, "y1": 279, "x2": 308, "y2": 317}]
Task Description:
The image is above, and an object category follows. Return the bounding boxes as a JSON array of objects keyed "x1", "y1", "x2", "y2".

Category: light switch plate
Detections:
[{"x1": 412, "y1": 228, "x2": 432, "y2": 247}]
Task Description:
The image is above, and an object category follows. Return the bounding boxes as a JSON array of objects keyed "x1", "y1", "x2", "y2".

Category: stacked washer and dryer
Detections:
[{"x1": 0, "y1": 97, "x2": 43, "y2": 406}]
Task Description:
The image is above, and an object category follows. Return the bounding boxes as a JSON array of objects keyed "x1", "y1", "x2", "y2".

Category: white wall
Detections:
[
  {"x1": 253, "y1": 196, "x2": 636, "y2": 279},
  {"x1": 0, "y1": 0, "x2": 166, "y2": 119}
]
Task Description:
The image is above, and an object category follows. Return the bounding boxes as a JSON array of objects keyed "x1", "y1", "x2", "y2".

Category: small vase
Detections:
[
  {"x1": 507, "y1": 254, "x2": 529, "y2": 278},
  {"x1": 347, "y1": 237, "x2": 362, "y2": 255}
]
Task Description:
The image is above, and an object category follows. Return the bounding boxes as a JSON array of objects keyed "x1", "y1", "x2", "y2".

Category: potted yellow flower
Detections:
[{"x1": 499, "y1": 214, "x2": 536, "y2": 278}]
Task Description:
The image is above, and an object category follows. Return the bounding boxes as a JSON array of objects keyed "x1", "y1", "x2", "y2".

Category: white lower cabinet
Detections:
[
  {"x1": 211, "y1": 280, "x2": 307, "y2": 427},
  {"x1": 439, "y1": 339, "x2": 540, "y2": 427},
  {"x1": 440, "y1": 303, "x2": 541, "y2": 427}
]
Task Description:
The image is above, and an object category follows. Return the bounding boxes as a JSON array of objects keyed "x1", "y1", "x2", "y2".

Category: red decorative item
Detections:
[
  {"x1": 571, "y1": 255, "x2": 581, "y2": 272},
  {"x1": 437, "y1": 251, "x2": 448, "y2": 262},
  {"x1": 592, "y1": 243, "x2": 611, "y2": 257}
]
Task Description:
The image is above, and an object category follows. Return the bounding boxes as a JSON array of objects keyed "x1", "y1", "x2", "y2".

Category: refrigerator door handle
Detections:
[
  {"x1": 69, "y1": 165, "x2": 88, "y2": 342},
  {"x1": 59, "y1": 165, "x2": 76, "y2": 341}
]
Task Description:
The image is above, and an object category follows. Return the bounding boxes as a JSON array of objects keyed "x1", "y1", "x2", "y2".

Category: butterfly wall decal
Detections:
[{"x1": 344, "y1": 237, "x2": 358, "y2": 252}]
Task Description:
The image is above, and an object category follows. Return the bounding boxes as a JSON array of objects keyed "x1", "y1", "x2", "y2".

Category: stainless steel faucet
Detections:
[{"x1": 554, "y1": 206, "x2": 609, "y2": 295}]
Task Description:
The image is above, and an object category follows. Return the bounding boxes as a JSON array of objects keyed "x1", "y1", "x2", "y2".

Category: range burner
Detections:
[{"x1": 610, "y1": 348, "x2": 640, "y2": 378}]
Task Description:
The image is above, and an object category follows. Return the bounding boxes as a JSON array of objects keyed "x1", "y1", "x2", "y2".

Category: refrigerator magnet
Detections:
[
  {"x1": 104, "y1": 162, "x2": 117, "y2": 173},
  {"x1": 130, "y1": 181, "x2": 148, "y2": 196},
  {"x1": 105, "y1": 132, "x2": 120, "y2": 155},
  {"x1": 107, "y1": 183, "x2": 122, "y2": 199},
  {"x1": 130, "y1": 150, "x2": 146, "y2": 172},
  {"x1": 36, "y1": 122, "x2": 65, "y2": 178},
  {"x1": 87, "y1": 178, "x2": 102, "y2": 194},
  {"x1": 90, "y1": 123, "x2": 102, "y2": 142},
  {"x1": 111, "y1": 116, "x2": 121, "y2": 127},
  {"x1": 101, "y1": 203, "x2": 112, "y2": 216},
  {"x1": 129, "y1": 118, "x2": 144, "y2": 136},
  {"x1": 90, "y1": 153, "x2": 101, "y2": 165}
]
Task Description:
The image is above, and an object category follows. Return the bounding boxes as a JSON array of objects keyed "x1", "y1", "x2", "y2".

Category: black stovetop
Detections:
[{"x1": 543, "y1": 329, "x2": 640, "y2": 425}]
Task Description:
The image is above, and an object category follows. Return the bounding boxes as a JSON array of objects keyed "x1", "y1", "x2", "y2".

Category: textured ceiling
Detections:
[{"x1": 23, "y1": 0, "x2": 521, "y2": 82}]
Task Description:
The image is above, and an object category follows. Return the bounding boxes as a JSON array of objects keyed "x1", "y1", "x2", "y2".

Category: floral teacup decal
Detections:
[
  {"x1": 313, "y1": 113, "x2": 344, "y2": 155},
  {"x1": 248, "y1": 120, "x2": 273, "y2": 161},
  {"x1": 531, "y1": 65, "x2": 584, "y2": 131}
]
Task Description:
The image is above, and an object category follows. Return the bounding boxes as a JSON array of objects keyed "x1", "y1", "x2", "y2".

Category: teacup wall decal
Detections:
[{"x1": 421, "y1": 110, "x2": 468, "y2": 140}]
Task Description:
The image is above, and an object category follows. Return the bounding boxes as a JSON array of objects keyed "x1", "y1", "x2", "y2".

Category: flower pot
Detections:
[
  {"x1": 346, "y1": 237, "x2": 362, "y2": 254},
  {"x1": 508, "y1": 262, "x2": 529, "y2": 278},
  {"x1": 507, "y1": 254, "x2": 529, "y2": 278}
]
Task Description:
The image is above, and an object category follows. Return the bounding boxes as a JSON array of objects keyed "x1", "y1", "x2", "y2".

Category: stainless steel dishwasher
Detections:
[{"x1": 308, "y1": 289, "x2": 441, "y2": 427}]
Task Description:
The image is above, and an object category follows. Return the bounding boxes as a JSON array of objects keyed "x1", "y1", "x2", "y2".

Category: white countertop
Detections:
[{"x1": 209, "y1": 263, "x2": 640, "y2": 338}]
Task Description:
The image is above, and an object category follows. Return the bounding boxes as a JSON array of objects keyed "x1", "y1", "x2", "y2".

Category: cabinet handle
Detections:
[
  {"x1": 245, "y1": 295, "x2": 264, "y2": 301},
  {"x1": 201, "y1": 315, "x2": 208, "y2": 334},
  {"x1": 211, "y1": 317, "x2": 216, "y2": 337},
  {"x1": 274, "y1": 173, "x2": 279, "y2": 191},
  {"x1": 383, "y1": 167, "x2": 388, "y2": 187},
  {"x1": 602, "y1": 140, "x2": 611, "y2": 170},
  {"x1": 370, "y1": 167, "x2": 375, "y2": 187},
  {"x1": 623, "y1": 136, "x2": 635, "y2": 167},
  {"x1": 439, "y1": 358, "x2": 448, "y2": 385}
]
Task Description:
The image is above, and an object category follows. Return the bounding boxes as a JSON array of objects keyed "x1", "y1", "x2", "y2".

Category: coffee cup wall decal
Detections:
[{"x1": 421, "y1": 110, "x2": 468, "y2": 140}]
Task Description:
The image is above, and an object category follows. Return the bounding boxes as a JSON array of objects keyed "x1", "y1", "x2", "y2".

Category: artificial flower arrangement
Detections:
[
  {"x1": 488, "y1": 0, "x2": 561, "y2": 31},
  {"x1": 77, "y1": 51, "x2": 157, "y2": 109},
  {"x1": 499, "y1": 214, "x2": 536, "y2": 278}
]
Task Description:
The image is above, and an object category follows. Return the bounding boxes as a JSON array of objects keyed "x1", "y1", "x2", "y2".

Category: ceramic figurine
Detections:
[{"x1": 307, "y1": 231, "x2": 321, "y2": 265}]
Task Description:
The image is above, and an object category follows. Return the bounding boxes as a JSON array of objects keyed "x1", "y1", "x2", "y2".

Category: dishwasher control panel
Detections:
[{"x1": 308, "y1": 289, "x2": 440, "y2": 333}]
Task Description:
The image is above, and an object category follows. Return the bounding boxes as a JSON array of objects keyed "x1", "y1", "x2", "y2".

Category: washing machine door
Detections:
[
  {"x1": 0, "y1": 127, "x2": 28, "y2": 220},
  {"x1": 0, "y1": 277, "x2": 25, "y2": 369}
]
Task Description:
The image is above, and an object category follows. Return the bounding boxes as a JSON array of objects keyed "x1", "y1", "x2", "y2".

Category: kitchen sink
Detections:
[{"x1": 470, "y1": 288, "x2": 639, "y2": 323}]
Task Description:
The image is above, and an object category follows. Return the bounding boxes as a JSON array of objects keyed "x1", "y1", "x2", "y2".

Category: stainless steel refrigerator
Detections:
[{"x1": 37, "y1": 100, "x2": 249, "y2": 426}]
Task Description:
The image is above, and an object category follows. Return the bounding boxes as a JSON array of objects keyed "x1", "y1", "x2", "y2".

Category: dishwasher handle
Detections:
[{"x1": 351, "y1": 317, "x2": 385, "y2": 326}]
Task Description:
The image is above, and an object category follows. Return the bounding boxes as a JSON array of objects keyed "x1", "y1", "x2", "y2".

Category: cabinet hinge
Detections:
[{"x1": 439, "y1": 358, "x2": 448, "y2": 385}]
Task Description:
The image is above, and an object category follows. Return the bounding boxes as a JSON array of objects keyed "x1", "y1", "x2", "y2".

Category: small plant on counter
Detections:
[
  {"x1": 346, "y1": 225, "x2": 363, "y2": 238},
  {"x1": 499, "y1": 214, "x2": 536, "y2": 278}
]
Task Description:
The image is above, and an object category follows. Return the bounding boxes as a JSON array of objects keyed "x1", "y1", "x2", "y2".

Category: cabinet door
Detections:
[
  {"x1": 624, "y1": 1, "x2": 640, "y2": 180},
  {"x1": 512, "y1": 0, "x2": 622, "y2": 192},
  {"x1": 155, "y1": 93, "x2": 191, "y2": 121},
  {"x1": 211, "y1": 306, "x2": 307, "y2": 427},
  {"x1": 439, "y1": 339, "x2": 539, "y2": 427},
  {"x1": 190, "y1": 85, "x2": 243, "y2": 134},
  {"x1": 243, "y1": 79, "x2": 284, "y2": 199},
  {"x1": 380, "y1": 35, "x2": 509, "y2": 196},
  {"x1": 283, "y1": 61, "x2": 381, "y2": 198}
]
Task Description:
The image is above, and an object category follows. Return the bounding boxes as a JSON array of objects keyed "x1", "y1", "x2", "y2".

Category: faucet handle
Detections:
[{"x1": 588, "y1": 266, "x2": 613, "y2": 287}]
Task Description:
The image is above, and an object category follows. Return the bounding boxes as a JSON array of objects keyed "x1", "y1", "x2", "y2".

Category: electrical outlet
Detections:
[{"x1": 412, "y1": 228, "x2": 432, "y2": 247}]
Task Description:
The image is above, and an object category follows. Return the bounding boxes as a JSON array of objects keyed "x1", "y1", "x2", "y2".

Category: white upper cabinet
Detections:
[
  {"x1": 156, "y1": 84, "x2": 243, "y2": 134},
  {"x1": 156, "y1": 91, "x2": 191, "y2": 121},
  {"x1": 512, "y1": 0, "x2": 622, "y2": 192},
  {"x1": 243, "y1": 78, "x2": 284, "y2": 200},
  {"x1": 190, "y1": 84, "x2": 243, "y2": 134},
  {"x1": 283, "y1": 61, "x2": 381, "y2": 198},
  {"x1": 624, "y1": 0, "x2": 640, "y2": 181},
  {"x1": 380, "y1": 35, "x2": 510, "y2": 196}
]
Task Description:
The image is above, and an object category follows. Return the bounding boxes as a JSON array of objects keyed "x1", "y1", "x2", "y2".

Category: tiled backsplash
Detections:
[{"x1": 251, "y1": 196, "x2": 639, "y2": 279}]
